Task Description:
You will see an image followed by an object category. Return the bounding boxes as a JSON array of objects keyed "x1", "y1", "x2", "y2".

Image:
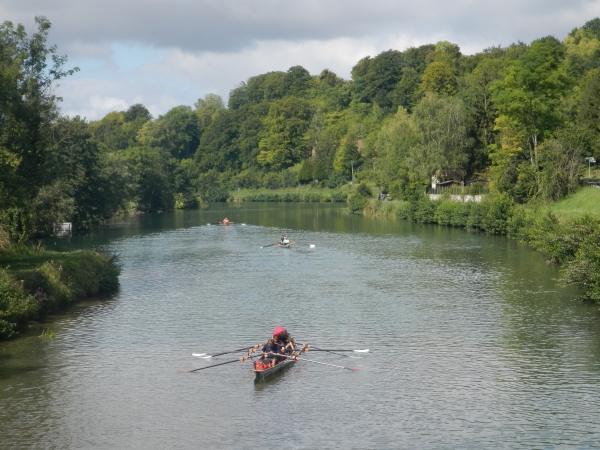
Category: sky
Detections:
[{"x1": 2, "y1": 0, "x2": 600, "y2": 120}]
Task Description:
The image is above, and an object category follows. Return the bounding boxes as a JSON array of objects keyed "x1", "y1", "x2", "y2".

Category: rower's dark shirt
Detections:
[{"x1": 262, "y1": 342, "x2": 280, "y2": 356}]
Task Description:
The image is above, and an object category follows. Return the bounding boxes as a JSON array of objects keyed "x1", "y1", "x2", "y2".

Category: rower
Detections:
[
  {"x1": 273, "y1": 326, "x2": 295, "y2": 354},
  {"x1": 223, "y1": 217, "x2": 230, "y2": 225},
  {"x1": 260, "y1": 338, "x2": 281, "y2": 367},
  {"x1": 280, "y1": 235, "x2": 285, "y2": 243}
]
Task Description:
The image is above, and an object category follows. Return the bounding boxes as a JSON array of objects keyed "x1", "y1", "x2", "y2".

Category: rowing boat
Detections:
[
  {"x1": 278, "y1": 242, "x2": 291, "y2": 248},
  {"x1": 253, "y1": 348, "x2": 301, "y2": 382}
]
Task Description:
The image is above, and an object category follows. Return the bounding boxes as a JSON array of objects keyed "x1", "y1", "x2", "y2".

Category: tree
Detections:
[
  {"x1": 119, "y1": 146, "x2": 174, "y2": 212},
  {"x1": 333, "y1": 133, "x2": 361, "y2": 178},
  {"x1": 228, "y1": 82, "x2": 250, "y2": 110},
  {"x1": 137, "y1": 105, "x2": 200, "y2": 160},
  {"x1": 578, "y1": 69, "x2": 600, "y2": 157},
  {"x1": 421, "y1": 61, "x2": 457, "y2": 96},
  {"x1": 90, "y1": 112, "x2": 130, "y2": 151},
  {"x1": 0, "y1": 17, "x2": 78, "y2": 215},
  {"x1": 45, "y1": 117, "x2": 125, "y2": 231},
  {"x1": 390, "y1": 67, "x2": 421, "y2": 112},
  {"x1": 374, "y1": 107, "x2": 420, "y2": 195},
  {"x1": 284, "y1": 66, "x2": 312, "y2": 96},
  {"x1": 407, "y1": 93, "x2": 471, "y2": 182},
  {"x1": 491, "y1": 37, "x2": 571, "y2": 167},
  {"x1": 537, "y1": 136, "x2": 583, "y2": 200},
  {"x1": 351, "y1": 50, "x2": 404, "y2": 110},
  {"x1": 195, "y1": 93, "x2": 225, "y2": 111},
  {"x1": 461, "y1": 57, "x2": 505, "y2": 171},
  {"x1": 124, "y1": 104, "x2": 152, "y2": 122},
  {"x1": 564, "y1": 18, "x2": 600, "y2": 77},
  {"x1": 257, "y1": 97, "x2": 311, "y2": 170}
]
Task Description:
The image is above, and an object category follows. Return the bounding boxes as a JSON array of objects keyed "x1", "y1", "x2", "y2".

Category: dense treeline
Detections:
[{"x1": 1, "y1": 16, "x2": 600, "y2": 242}]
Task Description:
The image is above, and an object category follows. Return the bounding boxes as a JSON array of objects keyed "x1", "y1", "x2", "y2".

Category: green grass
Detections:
[{"x1": 543, "y1": 187, "x2": 600, "y2": 220}]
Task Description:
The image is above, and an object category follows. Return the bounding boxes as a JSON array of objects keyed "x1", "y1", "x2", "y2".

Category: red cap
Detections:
[{"x1": 273, "y1": 326, "x2": 286, "y2": 338}]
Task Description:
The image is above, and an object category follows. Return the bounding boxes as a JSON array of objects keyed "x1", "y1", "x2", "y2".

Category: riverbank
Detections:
[{"x1": 0, "y1": 246, "x2": 120, "y2": 340}]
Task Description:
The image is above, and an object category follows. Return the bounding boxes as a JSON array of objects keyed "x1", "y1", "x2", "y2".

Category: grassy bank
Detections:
[
  {"x1": 229, "y1": 186, "x2": 352, "y2": 202},
  {"x1": 0, "y1": 246, "x2": 120, "y2": 340},
  {"x1": 543, "y1": 187, "x2": 600, "y2": 220}
]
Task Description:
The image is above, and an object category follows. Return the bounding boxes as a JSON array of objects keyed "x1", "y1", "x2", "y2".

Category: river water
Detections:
[{"x1": 1, "y1": 203, "x2": 600, "y2": 449}]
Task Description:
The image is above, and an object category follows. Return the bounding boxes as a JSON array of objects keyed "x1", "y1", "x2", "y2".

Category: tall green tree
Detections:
[
  {"x1": 407, "y1": 93, "x2": 471, "y2": 182},
  {"x1": 137, "y1": 105, "x2": 200, "y2": 160},
  {"x1": 491, "y1": 37, "x2": 571, "y2": 167},
  {"x1": 0, "y1": 17, "x2": 78, "y2": 214},
  {"x1": 257, "y1": 97, "x2": 312, "y2": 169}
]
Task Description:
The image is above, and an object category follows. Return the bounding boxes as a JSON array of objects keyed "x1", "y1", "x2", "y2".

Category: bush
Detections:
[
  {"x1": 562, "y1": 226, "x2": 600, "y2": 302},
  {"x1": 326, "y1": 171, "x2": 347, "y2": 188},
  {"x1": 480, "y1": 194, "x2": 514, "y2": 235},
  {"x1": 298, "y1": 159, "x2": 313, "y2": 183},
  {"x1": 348, "y1": 194, "x2": 368, "y2": 213},
  {"x1": 356, "y1": 182, "x2": 373, "y2": 198},
  {"x1": 413, "y1": 197, "x2": 437, "y2": 223},
  {"x1": 0, "y1": 269, "x2": 37, "y2": 339},
  {"x1": 331, "y1": 191, "x2": 347, "y2": 202}
]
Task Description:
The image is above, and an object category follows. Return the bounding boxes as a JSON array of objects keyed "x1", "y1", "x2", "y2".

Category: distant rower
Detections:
[{"x1": 222, "y1": 217, "x2": 230, "y2": 225}]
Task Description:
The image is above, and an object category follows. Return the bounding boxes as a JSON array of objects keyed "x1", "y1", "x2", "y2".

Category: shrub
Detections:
[
  {"x1": 480, "y1": 194, "x2": 514, "y2": 235},
  {"x1": 0, "y1": 269, "x2": 38, "y2": 339},
  {"x1": 413, "y1": 197, "x2": 437, "y2": 223},
  {"x1": 356, "y1": 182, "x2": 373, "y2": 198},
  {"x1": 562, "y1": 228, "x2": 600, "y2": 302},
  {"x1": 331, "y1": 191, "x2": 347, "y2": 202},
  {"x1": 326, "y1": 171, "x2": 347, "y2": 188},
  {"x1": 348, "y1": 194, "x2": 368, "y2": 213}
]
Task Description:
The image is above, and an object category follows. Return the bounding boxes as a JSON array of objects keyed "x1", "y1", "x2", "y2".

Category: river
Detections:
[{"x1": 1, "y1": 203, "x2": 599, "y2": 449}]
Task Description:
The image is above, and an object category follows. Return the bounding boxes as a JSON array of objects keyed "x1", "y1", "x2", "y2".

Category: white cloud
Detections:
[{"x1": 7, "y1": 0, "x2": 599, "y2": 119}]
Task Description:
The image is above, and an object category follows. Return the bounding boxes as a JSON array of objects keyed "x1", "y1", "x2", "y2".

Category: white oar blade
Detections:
[
  {"x1": 192, "y1": 353, "x2": 206, "y2": 357},
  {"x1": 353, "y1": 349, "x2": 369, "y2": 353}
]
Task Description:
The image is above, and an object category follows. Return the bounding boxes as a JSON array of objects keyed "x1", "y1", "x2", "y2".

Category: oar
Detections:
[
  {"x1": 261, "y1": 242, "x2": 278, "y2": 248},
  {"x1": 179, "y1": 356, "x2": 252, "y2": 373},
  {"x1": 305, "y1": 348, "x2": 357, "y2": 358},
  {"x1": 193, "y1": 344, "x2": 263, "y2": 359},
  {"x1": 267, "y1": 353, "x2": 359, "y2": 371},
  {"x1": 304, "y1": 345, "x2": 369, "y2": 353}
]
